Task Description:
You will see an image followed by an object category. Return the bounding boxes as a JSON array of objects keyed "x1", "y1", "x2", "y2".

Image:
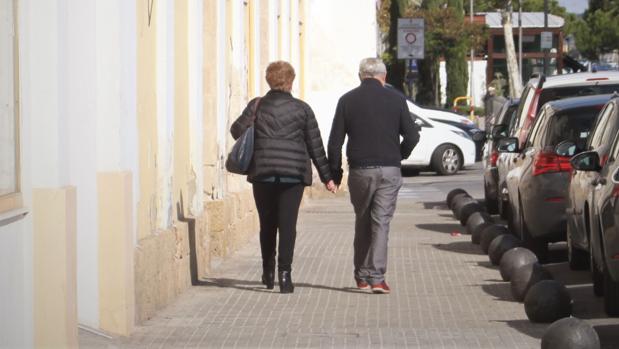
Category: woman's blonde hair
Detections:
[{"x1": 266, "y1": 61, "x2": 295, "y2": 92}]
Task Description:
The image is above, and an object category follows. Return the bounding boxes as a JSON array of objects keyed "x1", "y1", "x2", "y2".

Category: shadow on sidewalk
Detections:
[
  {"x1": 493, "y1": 319, "x2": 545, "y2": 339},
  {"x1": 416, "y1": 223, "x2": 464, "y2": 235},
  {"x1": 196, "y1": 278, "x2": 370, "y2": 295},
  {"x1": 429, "y1": 241, "x2": 485, "y2": 255},
  {"x1": 478, "y1": 282, "x2": 514, "y2": 302},
  {"x1": 422, "y1": 201, "x2": 449, "y2": 210}
]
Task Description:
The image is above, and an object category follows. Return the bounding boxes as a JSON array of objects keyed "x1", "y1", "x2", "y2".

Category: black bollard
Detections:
[
  {"x1": 471, "y1": 222, "x2": 493, "y2": 245},
  {"x1": 499, "y1": 247, "x2": 538, "y2": 282},
  {"x1": 510, "y1": 262, "x2": 553, "y2": 302},
  {"x1": 541, "y1": 317, "x2": 600, "y2": 349},
  {"x1": 488, "y1": 234, "x2": 521, "y2": 265},
  {"x1": 465, "y1": 211, "x2": 492, "y2": 235},
  {"x1": 452, "y1": 196, "x2": 477, "y2": 220},
  {"x1": 524, "y1": 280, "x2": 572, "y2": 323},
  {"x1": 446, "y1": 188, "x2": 468, "y2": 209},
  {"x1": 480, "y1": 224, "x2": 509, "y2": 254}
]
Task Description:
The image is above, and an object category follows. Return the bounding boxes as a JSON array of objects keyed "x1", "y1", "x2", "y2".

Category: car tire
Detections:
[
  {"x1": 591, "y1": 245, "x2": 604, "y2": 297},
  {"x1": 604, "y1": 264, "x2": 619, "y2": 316},
  {"x1": 431, "y1": 144, "x2": 461, "y2": 176},
  {"x1": 519, "y1": 200, "x2": 548, "y2": 263},
  {"x1": 484, "y1": 183, "x2": 499, "y2": 214},
  {"x1": 567, "y1": 223, "x2": 589, "y2": 270}
]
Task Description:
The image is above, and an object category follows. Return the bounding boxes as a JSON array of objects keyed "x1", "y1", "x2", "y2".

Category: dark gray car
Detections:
[
  {"x1": 566, "y1": 96, "x2": 619, "y2": 270},
  {"x1": 483, "y1": 98, "x2": 519, "y2": 214},
  {"x1": 498, "y1": 95, "x2": 613, "y2": 260}
]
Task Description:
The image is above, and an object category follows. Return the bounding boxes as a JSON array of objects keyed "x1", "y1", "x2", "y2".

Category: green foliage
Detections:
[
  {"x1": 572, "y1": 5, "x2": 619, "y2": 60},
  {"x1": 445, "y1": 0, "x2": 469, "y2": 106}
]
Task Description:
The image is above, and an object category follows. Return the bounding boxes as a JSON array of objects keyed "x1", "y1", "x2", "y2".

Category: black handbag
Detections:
[{"x1": 225, "y1": 98, "x2": 261, "y2": 175}]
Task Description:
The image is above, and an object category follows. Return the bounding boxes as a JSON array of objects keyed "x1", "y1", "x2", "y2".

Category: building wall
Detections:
[{"x1": 0, "y1": 0, "x2": 377, "y2": 347}]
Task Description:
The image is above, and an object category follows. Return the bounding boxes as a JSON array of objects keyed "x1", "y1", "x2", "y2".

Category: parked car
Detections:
[
  {"x1": 570, "y1": 109, "x2": 619, "y2": 315},
  {"x1": 496, "y1": 71, "x2": 619, "y2": 220},
  {"x1": 483, "y1": 98, "x2": 520, "y2": 213},
  {"x1": 402, "y1": 102, "x2": 477, "y2": 175},
  {"x1": 566, "y1": 95, "x2": 619, "y2": 270},
  {"x1": 408, "y1": 102, "x2": 485, "y2": 160},
  {"x1": 386, "y1": 84, "x2": 485, "y2": 160},
  {"x1": 498, "y1": 94, "x2": 613, "y2": 260}
]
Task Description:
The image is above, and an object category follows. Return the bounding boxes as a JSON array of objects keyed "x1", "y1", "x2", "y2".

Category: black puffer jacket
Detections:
[{"x1": 230, "y1": 90, "x2": 332, "y2": 186}]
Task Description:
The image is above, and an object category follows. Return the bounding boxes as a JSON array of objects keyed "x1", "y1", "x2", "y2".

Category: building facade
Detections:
[{"x1": 0, "y1": 0, "x2": 377, "y2": 347}]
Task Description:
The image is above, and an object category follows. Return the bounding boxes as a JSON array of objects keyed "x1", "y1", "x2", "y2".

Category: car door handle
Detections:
[{"x1": 592, "y1": 178, "x2": 607, "y2": 186}]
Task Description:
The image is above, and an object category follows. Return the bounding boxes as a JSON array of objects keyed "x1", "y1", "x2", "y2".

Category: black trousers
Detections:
[{"x1": 252, "y1": 182, "x2": 304, "y2": 272}]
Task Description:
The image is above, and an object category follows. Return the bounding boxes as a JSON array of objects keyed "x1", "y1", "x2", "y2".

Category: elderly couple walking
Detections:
[{"x1": 230, "y1": 58, "x2": 420, "y2": 294}]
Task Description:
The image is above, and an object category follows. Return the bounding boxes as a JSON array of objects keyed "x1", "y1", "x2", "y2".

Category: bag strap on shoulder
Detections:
[{"x1": 250, "y1": 97, "x2": 262, "y2": 122}]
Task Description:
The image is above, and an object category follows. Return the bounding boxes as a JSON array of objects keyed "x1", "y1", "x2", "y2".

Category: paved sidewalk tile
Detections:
[{"x1": 81, "y1": 192, "x2": 545, "y2": 348}]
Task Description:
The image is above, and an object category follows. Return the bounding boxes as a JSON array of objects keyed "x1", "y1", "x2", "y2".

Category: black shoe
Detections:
[
  {"x1": 262, "y1": 268, "x2": 275, "y2": 290},
  {"x1": 278, "y1": 271, "x2": 294, "y2": 293}
]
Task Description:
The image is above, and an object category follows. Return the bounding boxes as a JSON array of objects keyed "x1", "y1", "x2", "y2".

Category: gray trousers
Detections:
[{"x1": 348, "y1": 166, "x2": 402, "y2": 284}]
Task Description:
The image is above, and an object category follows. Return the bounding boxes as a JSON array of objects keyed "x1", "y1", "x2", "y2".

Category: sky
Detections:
[{"x1": 557, "y1": 0, "x2": 589, "y2": 14}]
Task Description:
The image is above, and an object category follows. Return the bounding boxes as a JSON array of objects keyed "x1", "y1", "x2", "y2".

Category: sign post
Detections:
[{"x1": 397, "y1": 18, "x2": 424, "y2": 60}]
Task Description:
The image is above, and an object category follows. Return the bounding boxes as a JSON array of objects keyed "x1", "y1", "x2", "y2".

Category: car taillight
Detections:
[
  {"x1": 532, "y1": 152, "x2": 572, "y2": 176},
  {"x1": 490, "y1": 150, "x2": 499, "y2": 166}
]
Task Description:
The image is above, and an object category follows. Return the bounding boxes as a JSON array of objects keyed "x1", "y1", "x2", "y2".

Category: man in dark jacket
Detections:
[{"x1": 328, "y1": 57, "x2": 419, "y2": 294}]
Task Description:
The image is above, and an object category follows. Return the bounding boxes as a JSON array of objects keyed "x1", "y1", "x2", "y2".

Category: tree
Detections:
[
  {"x1": 501, "y1": 1, "x2": 522, "y2": 97},
  {"x1": 571, "y1": 1, "x2": 619, "y2": 60},
  {"x1": 445, "y1": 0, "x2": 469, "y2": 106}
]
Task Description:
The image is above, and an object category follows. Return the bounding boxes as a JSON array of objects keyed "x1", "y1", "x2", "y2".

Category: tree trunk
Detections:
[
  {"x1": 445, "y1": 0, "x2": 468, "y2": 107},
  {"x1": 501, "y1": 1, "x2": 522, "y2": 98}
]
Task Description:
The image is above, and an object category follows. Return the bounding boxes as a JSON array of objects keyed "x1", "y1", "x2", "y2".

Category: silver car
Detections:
[
  {"x1": 566, "y1": 96, "x2": 619, "y2": 270},
  {"x1": 498, "y1": 95, "x2": 613, "y2": 260},
  {"x1": 496, "y1": 72, "x2": 619, "y2": 223}
]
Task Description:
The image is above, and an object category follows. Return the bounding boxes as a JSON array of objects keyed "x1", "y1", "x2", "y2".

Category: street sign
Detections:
[
  {"x1": 397, "y1": 18, "x2": 424, "y2": 60},
  {"x1": 540, "y1": 31, "x2": 553, "y2": 50}
]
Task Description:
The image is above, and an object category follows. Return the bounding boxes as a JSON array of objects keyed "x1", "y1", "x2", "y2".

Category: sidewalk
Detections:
[{"x1": 81, "y1": 187, "x2": 543, "y2": 348}]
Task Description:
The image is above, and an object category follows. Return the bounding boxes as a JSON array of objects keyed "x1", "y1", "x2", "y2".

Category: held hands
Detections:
[{"x1": 326, "y1": 180, "x2": 338, "y2": 194}]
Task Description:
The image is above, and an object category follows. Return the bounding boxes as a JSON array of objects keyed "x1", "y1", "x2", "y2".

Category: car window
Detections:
[
  {"x1": 610, "y1": 132, "x2": 619, "y2": 162},
  {"x1": 600, "y1": 104, "x2": 619, "y2": 149},
  {"x1": 528, "y1": 107, "x2": 549, "y2": 148},
  {"x1": 514, "y1": 86, "x2": 535, "y2": 134},
  {"x1": 588, "y1": 104, "x2": 614, "y2": 149},
  {"x1": 538, "y1": 84, "x2": 619, "y2": 111},
  {"x1": 543, "y1": 107, "x2": 600, "y2": 148}
]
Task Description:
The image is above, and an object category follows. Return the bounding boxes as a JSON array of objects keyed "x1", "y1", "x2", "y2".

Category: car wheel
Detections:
[
  {"x1": 431, "y1": 144, "x2": 461, "y2": 176},
  {"x1": 591, "y1": 243, "x2": 604, "y2": 297},
  {"x1": 519, "y1": 200, "x2": 548, "y2": 263},
  {"x1": 484, "y1": 183, "x2": 499, "y2": 214},
  {"x1": 604, "y1": 263, "x2": 619, "y2": 316},
  {"x1": 567, "y1": 222, "x2": 589, "y2": 270}
]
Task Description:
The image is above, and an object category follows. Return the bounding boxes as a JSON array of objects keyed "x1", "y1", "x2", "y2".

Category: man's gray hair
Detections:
[{"x1": 358, "y1": 58, "x2": 387, "y2": 79}]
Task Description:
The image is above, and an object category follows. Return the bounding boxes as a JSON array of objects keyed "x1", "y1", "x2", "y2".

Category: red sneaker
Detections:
[
  {"x1": 355, "y1": 278, "x2": 371, "y2": 290},
  {"x1": 371, "y1": 281, "x2": 391, "y2": 294}
]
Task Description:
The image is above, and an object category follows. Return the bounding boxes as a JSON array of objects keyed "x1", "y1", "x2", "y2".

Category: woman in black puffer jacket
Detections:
[{"x1": 231, "y1": 61, "x2": 336, "y2": 293}]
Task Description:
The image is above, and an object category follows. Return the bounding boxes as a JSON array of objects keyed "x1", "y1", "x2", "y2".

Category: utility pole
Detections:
[
  {"x1": 469, "y1": 0, "x2": 474, "y2": 110},
  {"x1": 519, "y1": 1, "x2": 523, "y2": 82},
  {"x1": 543, "y1": 0, "x2": 549, "y2": 75}
]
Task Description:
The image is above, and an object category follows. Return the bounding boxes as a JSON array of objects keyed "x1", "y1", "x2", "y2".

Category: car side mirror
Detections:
[
  {"x1": 570, "y1": 151, "x2": 601, "y2": 172},
  {"x1": 497, "y1": 137, "x2": 519, "y2": 153},
  {"x1": 472, "y1": 131, "x2": 487, "y2": 142},
  {"x1": 613, "y1": 167, "x2": 619, "y2": 183},
  {"x1": 555, "y1": 140, "x2": 577, "y2": 157},
  {"x1": 491, "y1": 124, "x2": 508, "y2": 139}
]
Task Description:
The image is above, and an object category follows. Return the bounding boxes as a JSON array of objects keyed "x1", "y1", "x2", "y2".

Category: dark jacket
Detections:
[
  {"x1": 230, "y1": 90, "x2": 332, "y2": 186},
  {"x1": 327, "y1": 79, "x2": 419, "y2": 184}
]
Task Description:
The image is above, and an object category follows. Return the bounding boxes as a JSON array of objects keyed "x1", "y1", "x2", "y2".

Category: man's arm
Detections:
[
  {"x1": 399, "y1": 99, "x2": 420, "y2": 159},
  {"x1": 327, "y1": 99, "x2": 346, "y2": 185}
]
